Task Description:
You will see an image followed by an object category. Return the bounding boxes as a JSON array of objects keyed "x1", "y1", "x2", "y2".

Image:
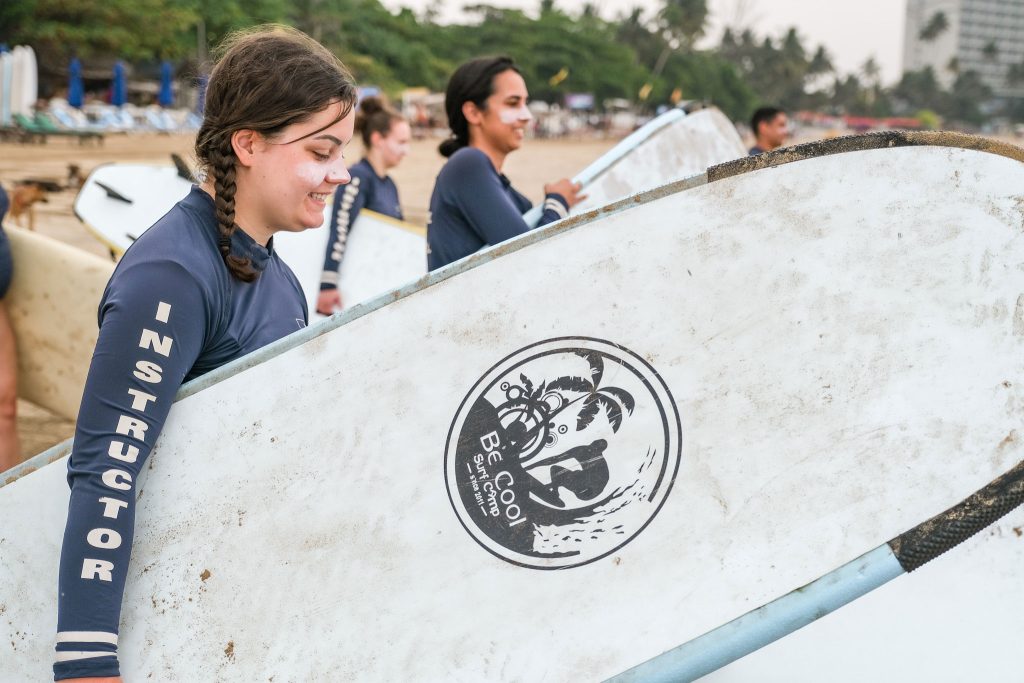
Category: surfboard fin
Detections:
[
  {"x1": 171, "y1": 153, "x2": 197, "y2": 183},
  {"x1": 94, "y1": 180, "x2": 132, "y2": 204}
]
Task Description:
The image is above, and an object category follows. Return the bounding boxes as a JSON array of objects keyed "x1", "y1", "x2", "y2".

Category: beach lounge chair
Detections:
[{"x1": 32, "y1": 112, "x2": 104, "y2": 145}]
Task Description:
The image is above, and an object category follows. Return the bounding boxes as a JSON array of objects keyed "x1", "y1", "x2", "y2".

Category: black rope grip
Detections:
[{"x1": 888, "y1": 459, "x2": 1024, "y2": 572}]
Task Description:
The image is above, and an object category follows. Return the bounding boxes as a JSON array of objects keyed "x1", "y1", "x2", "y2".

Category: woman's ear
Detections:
[
  {"x1": 462, "y1": 101, "x2": 483, "y2": 126},
  {"x1": 231, "y1": 129, "x2": 260, "y2": 167}
]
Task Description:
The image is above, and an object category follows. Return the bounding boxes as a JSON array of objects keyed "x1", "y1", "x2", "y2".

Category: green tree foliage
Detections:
[
  {"x1": 1, "y1": 0, "x2": 198, "y2": 61},
  {"x1": 947, "y1": 70, "x2": 993, "y2": 125},
  {"x1": 657, "y1": 0, "x2": 708, "y2": 49},
  {"x1": 717, "y1": 25, "x2": 833, "y2": 114},
  {"x1": 1, "y1": 0, "x2": 1014, "y2": 125},
  {"x1": 891, "y1": 67, "x2": 944, "y2": 113},
  {"x1": 919, "y1": 11, "x2": 948, "y2": 41},
  {"x1": 982, "y1": 40, "x2": 999, "y2": 62}
]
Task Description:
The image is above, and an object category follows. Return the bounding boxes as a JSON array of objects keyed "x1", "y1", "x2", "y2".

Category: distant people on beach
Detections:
[
  {"x1": 748, "y1": 106, "x2": 789, "y2": 156},
  {"x1": 0, "y1": 183, "x2": 19, "y2": 473},
  {"x1": 317, "y1": 95, "x2": 410, "y2": 315},
  {"x1": 426, "y1": 55, "x2": 585, "y2": 271}
]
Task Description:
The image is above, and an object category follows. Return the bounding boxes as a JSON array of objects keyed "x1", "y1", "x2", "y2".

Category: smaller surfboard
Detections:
[
  {"x1": 73, "y1": 163, "x2": 191, "y2": 254},
  {"x1": 273, "y1": 209, "x2": 425, "y2": 316},
  {"x1": 0, "y1": 51, "x2": 10, "y2": 126},
  {"x1": 523, "y1": 107, "x2": 746, "y2": 226},
  {"x1": 4, "y1": 227, "x2": 114, "y2": 422},
  {"x1": 7, "y1": 47, "x2": 24, "y2": 121},
  {"x1": 19, "y1": 45, "x2": 37, "y2": 116}
]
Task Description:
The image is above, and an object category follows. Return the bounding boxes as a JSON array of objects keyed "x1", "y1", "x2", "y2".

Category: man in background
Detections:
[{"x1": 749, "y1": 106, "x2": 788, "y2": 155}]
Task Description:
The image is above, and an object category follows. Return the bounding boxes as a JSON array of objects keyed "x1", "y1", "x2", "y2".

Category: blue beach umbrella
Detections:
[
  {"x1": 68, "y1": 57, "x2": 84, "y2": 108},
  {"x1": 158, "y1": 60, "x2": 173, "y2": 107},
  {"x1": 111, "y1": 60, "x2": 127, "y2": 106},
  {"x1": 196, "y1": 73, "x2": 208, "y2": 115}
]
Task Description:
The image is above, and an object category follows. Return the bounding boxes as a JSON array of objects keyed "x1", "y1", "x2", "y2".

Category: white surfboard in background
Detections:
[
  {"x1": 0, "y1": 51, "x2": 12, "y2": 125},
  {"x1": 271, "y1": 208, "x2": 425, "y2": 316},
  {"x1": 73, "y1": 163, "x2": 426, "y2": 316},
  {"x1": 8, "y1": 46, "x2": 25, "y2": 120},
  {"x1": 18, "y1": 45, "x2": 37, "y2": 116},
  {"x1": 523, "y1": 106, "x2": 746, "y2": 226}
]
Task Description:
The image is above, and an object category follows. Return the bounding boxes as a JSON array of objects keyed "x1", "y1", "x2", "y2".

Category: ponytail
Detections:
[{"x1": 440, "y1": 55, "x2": 520, "y2": 158}]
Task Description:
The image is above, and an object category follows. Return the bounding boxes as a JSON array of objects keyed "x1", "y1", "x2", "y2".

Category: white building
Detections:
[{"x1": 904, "y1": 0, "x2": 1024, "y2": 97}]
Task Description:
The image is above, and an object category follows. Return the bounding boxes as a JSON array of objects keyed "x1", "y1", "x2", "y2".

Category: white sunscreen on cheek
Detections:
[
  {"x1": 296, "y1": 161, "x2": 326, "y2": 187},
  {"x1": 499, "y1": 104, "x2": 532, "y2": 125}
]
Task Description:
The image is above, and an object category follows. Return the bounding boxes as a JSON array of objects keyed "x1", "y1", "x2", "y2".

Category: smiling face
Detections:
[
  {"x1": 234, "y1": 99, "x2": 355, "y2": 240},
  {"x1": 466, "y1": 69, "x2": 533, "y2": 156}
]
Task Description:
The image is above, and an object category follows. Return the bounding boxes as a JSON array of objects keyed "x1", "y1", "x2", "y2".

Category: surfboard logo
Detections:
[{"x1": 445, "y1": 337, "x2": 681, "y2": 569}]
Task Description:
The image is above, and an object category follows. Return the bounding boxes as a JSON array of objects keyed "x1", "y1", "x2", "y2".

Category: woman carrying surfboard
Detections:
[
  {"x1": 426, "y1": 56, "x2": 585, "y2": 271},
  {"x1": 317, "y1": 95, "x2": 410, "y2": 314},
  {"x1": 53, "y1": 26, "x2": 357, "y2": 682},
  {"x1": 0, "y1": 183, "x2": 18, "y2": 472}
]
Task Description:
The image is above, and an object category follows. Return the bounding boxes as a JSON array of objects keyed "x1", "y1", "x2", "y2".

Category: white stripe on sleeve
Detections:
[{"x1": 56, "y1": 631, "x2": 118, "y2": 645}]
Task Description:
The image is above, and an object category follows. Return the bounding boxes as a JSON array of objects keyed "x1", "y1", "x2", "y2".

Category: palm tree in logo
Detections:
[{"x1": 499, "y1": 350, "x2": 636, "y2": 470}]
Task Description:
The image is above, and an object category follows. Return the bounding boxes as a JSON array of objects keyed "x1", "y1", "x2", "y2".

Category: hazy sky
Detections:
[{"x1": 384, "y1": 0, "x2": 909, "y2": 85}]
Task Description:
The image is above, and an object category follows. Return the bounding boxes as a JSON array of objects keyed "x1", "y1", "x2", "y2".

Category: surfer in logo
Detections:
[
  {"x1": 53, "y1": 27, "x2": 357, "y2": 683},
  {"x1": 0, "y1": 183, "x2": 18, "y2": 472},
  {"x1": 526, "y1": 439, "x2": 610, "y2": 507},
  {"x1": 316, "y1": 95, "x2": 410, "y2": 314},
  {"x1": 426, "y1": 56, "x2": 586, "y2": 270}
]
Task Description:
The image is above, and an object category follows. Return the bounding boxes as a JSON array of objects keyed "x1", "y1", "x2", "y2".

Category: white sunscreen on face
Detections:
[
  {"x1": 296, "y1": 161, "x2": 326, "y2": 187},
  {"x1": 499, "y1": 104, "x2": 532, "y2": 124}
]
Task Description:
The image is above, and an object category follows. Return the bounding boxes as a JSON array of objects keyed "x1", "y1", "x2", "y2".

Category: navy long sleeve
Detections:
[
  {"x1": 54, "y1": 187, "x2": 307, "y2": 680},
  {"x1": 426, "y1": 147, "x2": 567, "y2": 270},
  {"x1": 320, "y1": 158, "x2": 403, "y2": 290},
  {"x1": 0, "y1": 184, "x2": 10, "y2": 299}
]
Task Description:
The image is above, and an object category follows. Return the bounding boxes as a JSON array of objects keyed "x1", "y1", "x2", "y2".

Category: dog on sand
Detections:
[{"x1": 9, "y1": 182, "x2": 50, "y2": 231}]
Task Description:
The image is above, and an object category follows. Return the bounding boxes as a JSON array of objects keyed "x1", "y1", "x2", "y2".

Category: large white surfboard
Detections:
[
  {"x1": 0, "y1": 51, "x2": 11, "y2": 126},
  {"x1": 8, "y1": 47, "x2": 25, "y2": 120},
  {"x1": 523, "y1": 107, "x2": 746, "y2": 226},
  {"x1": 18, "y1": 45, "x2": 37, "y2": 117},
  {"x1": 5, "y1": 133, "x2": 1023, "y2": 680},
  {"x1": 73, "y1": 164, "x2": 426, "y2": 314},
  {"x1": 3, "y1": 228, "x2": 114, "y2": 423}
]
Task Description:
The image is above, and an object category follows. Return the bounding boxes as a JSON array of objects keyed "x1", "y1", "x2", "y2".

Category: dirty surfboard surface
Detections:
[
  {"x1": 3, "y1": 227, "x2": 114, "y2": 421},
  {"x1": 2, "y1": 132, "x2": 1024, "y2": 681},
  {"x1": 73, "y1": 163, "x2": 425, "y2": 314}
]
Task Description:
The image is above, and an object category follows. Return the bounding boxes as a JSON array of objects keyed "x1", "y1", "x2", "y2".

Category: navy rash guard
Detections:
[
  {"x1": 320, "y1": 158, "x2": 402, "y2": 290},
  {"x1": 54, "y1": 186, "x2": 306, "y2": 680},
  {"x1": 426, "y1": 147, "x2": 568, "y2": 271},
  {"x1": 0, "y1": 184, "x2": 10, "y2": 299}
]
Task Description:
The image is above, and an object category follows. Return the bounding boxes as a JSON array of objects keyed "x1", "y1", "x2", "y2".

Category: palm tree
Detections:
[
  {"x1": 499, "y1": 350, "x2": 637, "y2": 465},
  {"x1": 919, "y1": 11, "x2": 949, "y2": 42}
]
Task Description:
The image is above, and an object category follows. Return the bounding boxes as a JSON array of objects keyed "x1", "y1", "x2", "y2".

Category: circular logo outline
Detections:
[{"x1": 444, "y1": 336, "x2": 682, "y2": 570}]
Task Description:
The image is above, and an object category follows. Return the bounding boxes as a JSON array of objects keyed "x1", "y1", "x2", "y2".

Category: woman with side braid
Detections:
[{"x1": 53, "y1": 26, "x2": 357, "y2": 682}]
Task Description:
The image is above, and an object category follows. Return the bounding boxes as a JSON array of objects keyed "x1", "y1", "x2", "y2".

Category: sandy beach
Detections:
[{"x1": 0, "y1": 132, "x2": 621, "y2": 460}]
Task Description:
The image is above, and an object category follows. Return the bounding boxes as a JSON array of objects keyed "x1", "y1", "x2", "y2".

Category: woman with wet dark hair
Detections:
[
  {"x1": 54, "y1": 26, "x2": 357, "y2": 682},
  {"x1": 426, "y1": 56, "x2": 585, "y2": 271}
]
